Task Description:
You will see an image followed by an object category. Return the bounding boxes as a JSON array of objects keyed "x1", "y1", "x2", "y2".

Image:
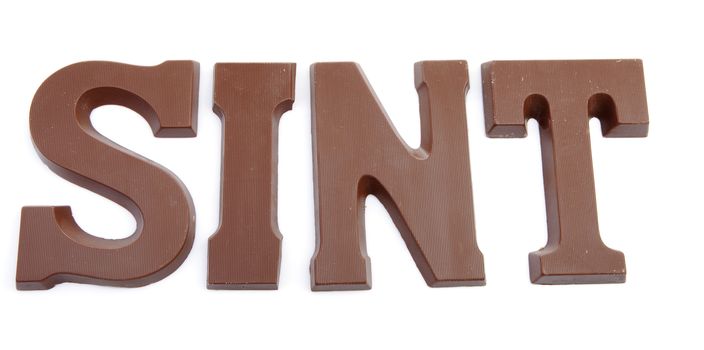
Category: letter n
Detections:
[{"x1": 310, "y1": 61, "x2": 485, "y2": 290}]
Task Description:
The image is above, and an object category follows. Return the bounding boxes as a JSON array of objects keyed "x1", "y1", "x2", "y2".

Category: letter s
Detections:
[{"x1": 16, "y1": 61, "x2": 199, "y2": 290}]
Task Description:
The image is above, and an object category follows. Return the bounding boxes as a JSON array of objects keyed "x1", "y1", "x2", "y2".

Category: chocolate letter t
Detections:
[{"x1": 482, "y1": 60, "x2": 649, "y2": 284}]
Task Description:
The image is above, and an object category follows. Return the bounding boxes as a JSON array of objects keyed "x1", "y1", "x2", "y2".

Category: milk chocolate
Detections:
[
  {"x1": 482, "y1": 59, "x2": 649, "y2": 284},
  {"x1": 310, "y1": 61, "x2": 485, "y2": 290},
  {"x1": 16, "y1": 61, "x2": 199, "y2": 290},
  {"x1": 208, "y1": 63, "x2": 295, "y2": 289}
]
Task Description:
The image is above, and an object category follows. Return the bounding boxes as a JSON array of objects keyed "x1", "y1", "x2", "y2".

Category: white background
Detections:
[{"x1": 1, "y1": 0, "x2": 701, "y2": 348}]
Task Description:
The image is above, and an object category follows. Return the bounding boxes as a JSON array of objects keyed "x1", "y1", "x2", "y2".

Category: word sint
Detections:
[{"x1": 16, "y1": 59, "x2": 649, "y2": 290}]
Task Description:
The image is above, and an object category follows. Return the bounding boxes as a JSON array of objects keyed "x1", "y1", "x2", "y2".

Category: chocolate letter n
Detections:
[
  {"x1": 17, "y1": 61, "x2": 198, "y2": 290},
  {"x1": 310, "y1": 61, "x2": 485, "y2": 290},
  {"x1": 482, "y1": 60, "x2": 649, "y2": 284}
]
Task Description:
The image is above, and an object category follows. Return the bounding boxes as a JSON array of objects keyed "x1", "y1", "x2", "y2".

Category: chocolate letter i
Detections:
[
  {"x1": 17, "y1": 61, "x2": 199, "y2": 290},
  {"x1": 310, "y1": 61, "x2": 485, "y2": 290},
  {"x1": 207, "y1": 64, "x2": 295, "y2": 289},
  {"x1": 482, "y1": 60, "x2": 649, "y2": 284}
]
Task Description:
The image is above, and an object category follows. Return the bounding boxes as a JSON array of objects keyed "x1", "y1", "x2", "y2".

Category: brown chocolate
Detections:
[
  {"x1": 16, "y1": 61, "x2": 199, "y2": 290},
  {"x1": 310, "y1": 61, "x2": 485, "y2": 290},
  {"x1": 208, "y1": 63, "x2": 295, "y2": 289},
  {"x1": 481, "y1": 59, "x2": 649, "y2": 284}
]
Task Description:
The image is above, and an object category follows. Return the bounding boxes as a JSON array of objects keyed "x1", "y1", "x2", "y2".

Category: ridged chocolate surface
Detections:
[{"x1": 482, "y1": 59, "x2": 649, "y2": 284}]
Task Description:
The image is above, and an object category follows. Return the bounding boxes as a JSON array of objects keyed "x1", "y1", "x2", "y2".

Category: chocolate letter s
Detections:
[{"x1": 17, "y1": 61, "x2": 199, "y2": 290}]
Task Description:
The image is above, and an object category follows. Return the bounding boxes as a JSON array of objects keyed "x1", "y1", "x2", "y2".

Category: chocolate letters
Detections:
[{"x1": 16, "y1": 59, "x2": 648, "y2": 290}]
